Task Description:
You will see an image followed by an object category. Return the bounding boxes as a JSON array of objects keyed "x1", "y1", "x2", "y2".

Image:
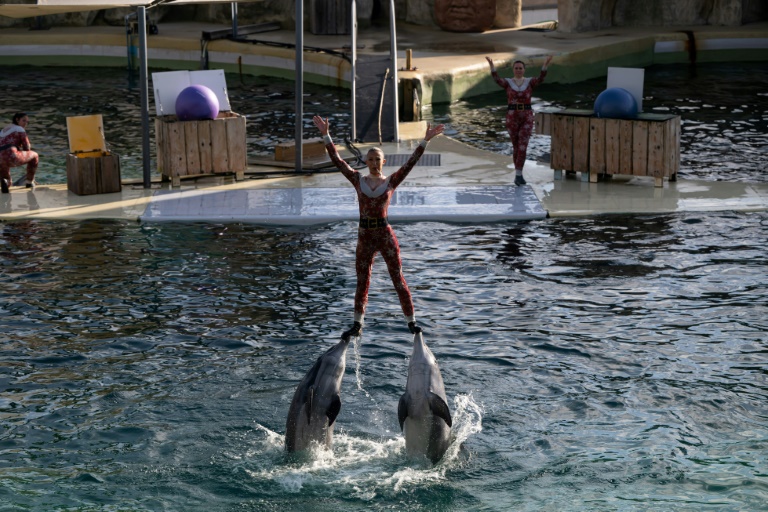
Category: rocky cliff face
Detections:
[
  {"x1": 557, "y1": 0, "x2": 767, "y2": 33},
  {"x1": 0, "y1": 0, "x2": 764, "y2": 32}
]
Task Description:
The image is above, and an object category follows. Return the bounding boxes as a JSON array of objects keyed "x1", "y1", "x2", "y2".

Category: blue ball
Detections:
[
  {"x1": 593, "y1": 87, "x2": 638, "y2": 119},
  {"x1": 175, "y1": 85, "x2": 220, "y2": 121}
]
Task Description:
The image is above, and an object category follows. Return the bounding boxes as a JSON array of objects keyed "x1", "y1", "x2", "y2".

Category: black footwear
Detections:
[
  {"x1": 408, "y1": 321, "x2": 422, "y2": 334},
  {"x1": 25, "y1": 180, "x2": 37, "y2": 189},
  {"x1": 1, "y1": 179, "x2": 8, "y2": 194},
  {"x1": 514, "y1": 175, "x2": 527, "y2": 186},
  {"x1": 341, "y1": 321, "x2": 362, "y2": 341}
]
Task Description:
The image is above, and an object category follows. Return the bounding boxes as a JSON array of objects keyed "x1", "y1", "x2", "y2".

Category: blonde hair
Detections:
[{"x1": 366, "y1": 147, "x2": 384, "y2": 158}]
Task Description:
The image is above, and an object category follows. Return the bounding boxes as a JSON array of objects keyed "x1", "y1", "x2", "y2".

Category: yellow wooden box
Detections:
[
  {"x1": 155, "y1": 111, "x2": 247, "y2": 186},
  {"x1": 65, "y1": 115, "x2": 122, "y2": 196}
]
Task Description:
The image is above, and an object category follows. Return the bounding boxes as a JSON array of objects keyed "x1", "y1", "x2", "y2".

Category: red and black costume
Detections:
[
  {"x1": 323, "y1": 135, "x2": 428, "y2": 328},
  {"x1": 490, "y1": 67, "x2": 547, "y2": 170},
  {"x1": 0, "y1": 124, "x2": 38, "y2": 190}
]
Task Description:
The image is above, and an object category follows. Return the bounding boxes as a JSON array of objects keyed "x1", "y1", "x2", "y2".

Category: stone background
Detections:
[{"x1": 0, "y1": 0, "x2": 765, "y2": 32}]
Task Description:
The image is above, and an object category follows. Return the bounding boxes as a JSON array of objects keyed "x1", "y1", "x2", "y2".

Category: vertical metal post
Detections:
[
  {"x1": 350, "y1": 0, "x2": 357, "y2": 141},
  {"x1": 231, "y1": 2, "x2": 238, "y2": 39},
  {"x1": 295, "y1": 0, "x2": 303, "y2": 171},
  {"x1": 138, "y1": 6, "x2": 151, "y2": 188},
  {"x1": 388, "y1": 0, "x2": 399, "y2": 142}
]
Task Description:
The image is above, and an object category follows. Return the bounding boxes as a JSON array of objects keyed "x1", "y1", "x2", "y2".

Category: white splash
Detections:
[
  {"x1": 351, "y1": 335, "x2": 370, "y2": 397},
  {"x1": 244, "y1": 394, "x2": 483, "y2": 495}
]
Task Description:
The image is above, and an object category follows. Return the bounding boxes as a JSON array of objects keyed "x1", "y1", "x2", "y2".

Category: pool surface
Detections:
[{"x1": 1, "y1": 214, "x2": 767, "y2": 510}]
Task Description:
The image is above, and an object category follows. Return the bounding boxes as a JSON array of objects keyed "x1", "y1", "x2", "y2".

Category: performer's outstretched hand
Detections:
[
  {"x1": 313, "y1": 115, "x2": 330, "y2": 136},
  {"x1": 485, "y1": 56, "x2": 496, "y2": 71},
  {"x1": 425, "y1": 123, "x2": 445, "y2": 142}
]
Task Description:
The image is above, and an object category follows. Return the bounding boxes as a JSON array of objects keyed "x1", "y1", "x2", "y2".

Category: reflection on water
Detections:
[
  {"x1": 0, "y1": 62, "x2": 765, "y2": 185},
  {"x1": 1, "y1": 213, "x2": 766, "y2": 510}
]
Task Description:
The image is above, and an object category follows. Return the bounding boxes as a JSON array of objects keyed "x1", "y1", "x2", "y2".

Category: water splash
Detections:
[
  {"x1": 387, "y1": 393, "x2": 483, "y2": 491},
  {"x1": 245, "y1": 394, "x2": 483, "y2": 496},
  {"x1": 351, "y1": 335, "x2": 370, "y2": 397}
]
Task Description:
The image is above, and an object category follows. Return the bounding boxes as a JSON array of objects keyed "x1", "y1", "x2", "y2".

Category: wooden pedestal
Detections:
[
  {"x1": 274, "y1": 138, "x2": 327, "y2": 161},
  {"x1": 155, "y1": 112, "x2": 247, "y2": 186},
  {"x1": 540, "y1": 109, "x2": 680, "y2": 187},
  {"x1": 66, "y1": 152, "x2": 122, "y2": 195}
]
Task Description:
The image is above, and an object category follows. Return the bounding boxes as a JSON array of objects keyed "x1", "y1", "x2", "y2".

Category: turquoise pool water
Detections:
[
  {"x1": 1, "y1": 62, "x2": 767, "y2": 511},
  {"x1": 2, "y1": 214, "x2": 766, "y2": 510}
]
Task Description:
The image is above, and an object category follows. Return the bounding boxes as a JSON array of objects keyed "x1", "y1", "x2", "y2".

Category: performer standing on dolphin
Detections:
[
  {"x1": 312, "y1": 115, "x2": 445, "y2": 341},
  {"x1": 485, "y1": 55, "x2": 553, "y2": 186}
]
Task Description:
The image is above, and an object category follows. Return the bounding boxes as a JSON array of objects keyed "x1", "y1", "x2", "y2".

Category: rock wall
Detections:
[
  {"x1": 0, "y1": 0, "x2": 763, "y2": 32},
  {"x1": 557, "y1": 0, "x2": 766, "y2": 33}
]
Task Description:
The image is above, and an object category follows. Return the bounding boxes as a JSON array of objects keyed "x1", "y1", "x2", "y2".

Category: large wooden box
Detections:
[
  {"x1": 66, "y1": 152, "x2": 122, "y2": 195},
  {"x1": 274, "y1": 137, "x2": 327, "y2": 162},
  {"x1": 542, "y1": 109, "x2": 680, "y2": 187},
  {"x1": 155, "y1": 111, "x2": 247, "y2": 186}
]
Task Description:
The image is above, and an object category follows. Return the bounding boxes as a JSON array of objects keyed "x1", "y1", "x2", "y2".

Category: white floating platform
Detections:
[{"x1": 140, "y1": 185, "x2": 547, "y2": 224}]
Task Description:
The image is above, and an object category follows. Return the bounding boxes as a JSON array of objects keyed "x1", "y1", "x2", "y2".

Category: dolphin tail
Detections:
[{"x1": 429, "y1": 392, "x2": 452, "y2": 427}]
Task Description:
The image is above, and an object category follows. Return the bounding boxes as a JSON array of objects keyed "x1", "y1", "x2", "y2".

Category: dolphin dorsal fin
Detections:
[
  {"x1": 326, "y1": 394, "x2": 341, "y2": 427},
  {"x1": 397, "y1": 393, "x2": 409, "y2": 431},
  {"x1": 304, "y1": 386, "x2": 314, "y2": 424},
  {"x1": 428, "y1": 392, "x2": 452, "y2": 428}
]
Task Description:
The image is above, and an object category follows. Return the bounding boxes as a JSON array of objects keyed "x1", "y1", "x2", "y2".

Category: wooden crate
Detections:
[
  {"x1": 549, "y1": 109, "x2": 680, "y2": 187},
  {"x1": 155, "y1": 111, "x2": 246, "y2": 186},
  {"x1": 66, "y1": 152, "x2": 121, "y2": 195},
  {"x1": 275, "y1": 137, "x2": 327, "y2": 162}
]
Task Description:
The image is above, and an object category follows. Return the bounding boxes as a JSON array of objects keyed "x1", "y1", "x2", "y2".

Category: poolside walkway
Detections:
[{"x1": 2, "y1": 135, "x2": 766, "y2": 224}]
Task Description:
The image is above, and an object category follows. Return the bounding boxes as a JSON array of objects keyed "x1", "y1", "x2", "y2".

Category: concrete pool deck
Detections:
[
  {"x1": 1, "y1": 135, "x2": 766, "y2": 224},
  {"x1": 0, "y1": 19, "x2": 766, "y2": 223}
]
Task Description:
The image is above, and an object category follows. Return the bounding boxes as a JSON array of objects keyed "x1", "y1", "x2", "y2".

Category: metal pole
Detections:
[
  {"x1": 231, "y1": 2, "x2": 238, "y2": 39},
  {"x1": 350, "y1": 0, "x2": 357, "y2": 141},
  {"x1": 295, "y1": 0, "x2": 303, "y2": 171},
  {"x1": 138, "y1": 6, "x2": 151, "y2": 188},
  {"x1": 388, "y1": 0, "x2": 399, "y2": 142}
]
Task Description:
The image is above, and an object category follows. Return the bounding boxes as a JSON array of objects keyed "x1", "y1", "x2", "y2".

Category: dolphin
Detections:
[
  {"x1": 285, "y1": 338, "x2": 349, "y2": 452},
  {"x1": 398, "y1": 332, "x2": 452, "y2": 463}
]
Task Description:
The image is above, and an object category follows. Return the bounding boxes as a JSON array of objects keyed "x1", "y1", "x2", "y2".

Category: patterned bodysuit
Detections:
[
  {"x1": 490, "y1": 68, "x2": 547, "y2": 170},
  {"x1": 0, "y1": 124, "x2": 38, "y2": 184},
  {"x1": 324, "y1": 138, "x2": 427, "y2": 323}
]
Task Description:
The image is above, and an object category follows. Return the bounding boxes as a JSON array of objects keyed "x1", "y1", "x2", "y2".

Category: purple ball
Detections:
[{"x1": 175, "y1": 85, "x2": 220, "y2": 121}]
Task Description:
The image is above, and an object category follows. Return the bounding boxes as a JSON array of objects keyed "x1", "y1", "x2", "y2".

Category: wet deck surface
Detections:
[{"x1": 2, "y1": 137, "x2": 766, "y2": 224}]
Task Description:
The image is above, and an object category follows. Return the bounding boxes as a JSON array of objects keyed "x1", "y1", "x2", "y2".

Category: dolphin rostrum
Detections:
[
  {"x1": 285, "y1": 338, "x2": 349, "y2": 452},
  {"x1": 398, "y1": 332, "x2": 452, "y2": 463}
]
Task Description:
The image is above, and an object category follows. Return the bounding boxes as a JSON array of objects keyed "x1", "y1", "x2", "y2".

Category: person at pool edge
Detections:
[
  {"x1": 0, "y1": 112, "x2": 39, "y2": 193},
  {"x1": 486, "y1": 55, "x2": 553, "y2": 186},
  {"x1": 312, "y1": 115, "x2": 445, "y2": 340}
]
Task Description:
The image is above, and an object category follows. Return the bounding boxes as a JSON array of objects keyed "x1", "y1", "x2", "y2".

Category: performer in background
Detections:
[
  {"x1": 0, "y1": 112, "x2": 39, "y2": 193},
  {"x1": 313, "y1": 115, "x2": 445, "y2": 340},
  {"x1": 486, "y1": 55, "x2": 553, "y2": 186}
]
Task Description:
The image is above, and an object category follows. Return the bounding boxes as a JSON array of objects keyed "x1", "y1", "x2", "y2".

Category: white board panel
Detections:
[{"x1": 607, "y1": 67, "x2": 644, "y2": 113}]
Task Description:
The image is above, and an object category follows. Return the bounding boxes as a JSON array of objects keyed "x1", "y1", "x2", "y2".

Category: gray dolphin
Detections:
[
  {"x1": 398, "y1": 332, "x2": 452, "y2": 463},
  {"x1": 285, "y1": 338, "x2": 349, "y2": 452}
]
